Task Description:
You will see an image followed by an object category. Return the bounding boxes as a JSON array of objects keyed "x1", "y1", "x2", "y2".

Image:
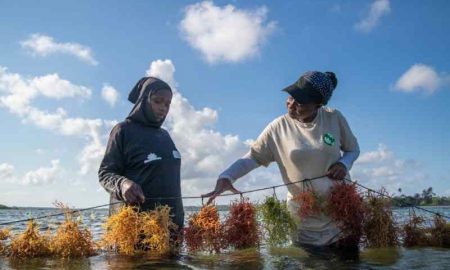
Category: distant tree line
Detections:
[{"x1": 391, "y1": 187, "x2": 450, "y2": 207}]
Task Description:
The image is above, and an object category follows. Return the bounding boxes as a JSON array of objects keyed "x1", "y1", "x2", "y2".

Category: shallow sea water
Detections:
[{"x1": 0, "y1": 207, "x2": 449, "y2": 269}]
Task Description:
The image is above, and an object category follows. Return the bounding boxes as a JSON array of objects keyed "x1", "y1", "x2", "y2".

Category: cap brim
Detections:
[
  {"x1": 281, "y1": 83, "x2": 298, "y2": 94},
  {"x1": 282, "y1": 84, "x2": 321, "y2": 104}
]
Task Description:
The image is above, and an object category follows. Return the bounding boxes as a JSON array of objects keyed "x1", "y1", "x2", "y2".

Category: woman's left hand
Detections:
[{"x1": 326, "y1": 162, "x2": 347, "y2": 180}]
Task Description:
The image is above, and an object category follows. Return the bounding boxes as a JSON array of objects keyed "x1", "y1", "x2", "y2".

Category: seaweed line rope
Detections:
[
  {"x1": 344, "y1": 177, "x2": 449, "y2": 220},
  {"x1": 0, "y1": 175, "x2": 448, "y2": 226}
]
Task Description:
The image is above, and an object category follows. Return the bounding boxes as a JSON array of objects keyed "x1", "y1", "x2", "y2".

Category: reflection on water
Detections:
[
  {"x1": 1, "y1": 207, "x2": 450, "y2": 269},
  {"x1": 1, "y1": 245, "x2": 450, "y2": 269},
  {"x1": 360, "y1": 247, "x2": 402, "y2": 266}
]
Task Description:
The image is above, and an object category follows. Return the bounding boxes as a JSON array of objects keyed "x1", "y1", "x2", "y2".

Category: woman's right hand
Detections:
[
  {"x1": 120, "y1": 179, "x2": 145, "y2": 205},
  {"x1": 202, "y1": 178, "x2": 241, "y2": 205}
]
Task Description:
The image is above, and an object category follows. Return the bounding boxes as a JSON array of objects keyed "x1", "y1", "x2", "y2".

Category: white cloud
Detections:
[
  {"x1": 101, "y1": 84, "x2": 120, "y2": 107},
  {"x1": 0, "y1": 67, "x2": 91, "y2": 116},
  {"x1": 21, "y1": 33, "x2": 98, "y2": 66},
  {"x1": 0, "y1": 66, "x2": 115, "y2": 176},
  {"x1": 145, "y1": 60, "x2": 177, "y2": 89},
  {"x1": 31, "y1": 73, "x2": 92, "y2": 99},
  {"x1": 0, "y1": 163, "x2": 15, "y2": 183},
  {"x1": 352, "y1": 144, "x2": 426, "y2": 195},
  {"x1": 1, "y1": 59, "x2": 278, "y2": 206},
  {"x1": 394, "y1": 64, "x2": 447, "y2": 94},
  {"x1": 147, "y1": 59, "x2": 246, "y2": 179},
  {"x1": 179, "y1": 1, "x2": 276, "y2": 63},
  {"x1": 356, "y1": 143, "x2": 393, "y2": 164},
  {"x1": 23, "y1": 160, "x2": 61, "y2": 185},
  {"x1": 146, "y1": 59, "x2": 281, "y2": 202},
  {"x1": 355, "y1": 0, "x2": 390, "y2": 33}
]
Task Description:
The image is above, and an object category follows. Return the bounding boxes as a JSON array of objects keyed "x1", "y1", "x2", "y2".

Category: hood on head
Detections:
[{"x1": 126, "y1": 77, "x2": 172, "y2": 128}]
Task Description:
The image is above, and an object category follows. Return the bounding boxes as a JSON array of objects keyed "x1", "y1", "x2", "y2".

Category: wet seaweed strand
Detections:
[
  {"x1": 49, "y1": 201, "x2": 96, "y2": 258},
  {"x1": 223, "y1": 198, "x2": 260, "y2": 250},
  {"x1": 327, "y1": 182, "x2": 364, "y2": 248},
  {"x1": 402, "y1": 212, "x2": 429, "y2": 247},
  {"x1": 292, "y1": 190, "x2": 322, "y2": 218},
  {"x1": 259, "y1": 196, "x2": 296, "y2": 247},
  {"x1": 8, "y1": 220, "x2": 51, "y2": 258},
  {"x1": 184, "y1": 204, "x2": 224, "y2": 253},
  {"x1": 429, "y1": 214, "x2": 450, "y2": 248},
  {"x1": 100, "y1": 205, "x2": 143, "y2": 255},
  {"x1": 140, "y1": 205, "x2": 179, "y2": 256},
  {"x1": 100, "y1": 205, "x2": 178, "y2": 256},
  {"x1": 362, "y1": 190, "x2": 399, "y2": 248},
  {"x1": 0, "y1": 227, "x2": 10, "y2": 255}
]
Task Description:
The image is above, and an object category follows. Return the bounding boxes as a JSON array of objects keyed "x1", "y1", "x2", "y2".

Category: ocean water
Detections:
[{"x1": 0, "y1": 206, "x2": 449, "y2": 269}]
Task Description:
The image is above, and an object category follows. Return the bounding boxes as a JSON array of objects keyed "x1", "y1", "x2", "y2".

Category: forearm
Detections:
[
  {"x1": 219, "y1": 151, "x2": 260, "y2": 183},
  {"x1": 98, "y1": 167, "x2": 128, "y2": 201},
  {"x1": 338, "y1": 150, "x2": 360, "y2": 171}
]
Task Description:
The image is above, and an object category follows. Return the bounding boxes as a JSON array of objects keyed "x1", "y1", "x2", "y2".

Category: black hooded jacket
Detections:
[{"x1": 98, "y1": 77, "x2": 184, "y2": 228}]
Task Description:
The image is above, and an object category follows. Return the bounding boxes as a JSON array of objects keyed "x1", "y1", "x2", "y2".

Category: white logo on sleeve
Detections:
[
  {"x1": 144, "y1": 153, "x2": 162, "y2": 164},
  {"x1": 173, "y1": 150, "x2": 181, "y2": 159}
]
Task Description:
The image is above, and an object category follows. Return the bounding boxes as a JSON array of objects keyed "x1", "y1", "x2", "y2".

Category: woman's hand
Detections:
[
  {"x1": 120, "y1": 179, "x2": 145, "y2": 205},
  {"x1": 202, "y1": 178, "x2": 241, "y2": 205},
  {"x1": 326, "y1": 162, "x2": 347, "y2": 181}
]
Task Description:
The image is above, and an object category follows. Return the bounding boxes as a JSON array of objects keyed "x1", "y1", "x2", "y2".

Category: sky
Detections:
[{"x1": 0, "y1": 0, "x2": 449, "y2": 208}]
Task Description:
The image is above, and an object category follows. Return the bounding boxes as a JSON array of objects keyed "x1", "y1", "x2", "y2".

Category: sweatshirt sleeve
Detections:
[
  {"x1": 336, "y1": 110, "x2": 360, "y2": 170},
  {"x1": 250, "y1": 121, "x2": 276, "y2": 167},
  {"x1": 219, "y1": 151, "x2": 260, "y2": 183},
  {"x1": 98, "y1": 124, "x2": 128, "y2": 201}
]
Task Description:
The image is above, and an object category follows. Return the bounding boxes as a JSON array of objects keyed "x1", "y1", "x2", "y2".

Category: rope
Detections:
[
  {"x1": 1, "y1": 175, "x2": 448, "y2": 226},
  {"x1": 0, "y1": 202, "x2": 123, "y2": 226},
  {"x1": 344, "y1": 177, "x2": 450, "y2": 219}
]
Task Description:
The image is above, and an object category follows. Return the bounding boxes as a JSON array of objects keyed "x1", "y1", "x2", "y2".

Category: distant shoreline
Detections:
[
  {"x1": 0, "y1": 204, "x2": 13, "y2": 209},
  {"x1": 1, "y1": 204, "x2": 449, "y2": 211}
]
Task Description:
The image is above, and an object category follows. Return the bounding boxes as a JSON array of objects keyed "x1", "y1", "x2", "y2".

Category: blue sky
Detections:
[{"x1": 0, "y1": 0, "x2": 449, "y2": 207}]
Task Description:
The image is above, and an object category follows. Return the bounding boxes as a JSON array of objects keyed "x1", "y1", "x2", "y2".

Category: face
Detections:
[
  {"x1": 286, "y1": 96, "x2": 320, "y2": 122},
  {"x1": 149, "y1": 89, "x2": 172, "y2": 121}
]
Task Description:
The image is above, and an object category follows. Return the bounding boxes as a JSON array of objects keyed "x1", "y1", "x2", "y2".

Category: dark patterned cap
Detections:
[{"x1": 282, "y1": 71, "x2": 337, "y2": 105}]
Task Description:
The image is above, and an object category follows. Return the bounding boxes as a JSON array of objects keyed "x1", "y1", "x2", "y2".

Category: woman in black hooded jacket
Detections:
[{"x1": 98, "y1": 77, "x2": 184, "y2": 229}]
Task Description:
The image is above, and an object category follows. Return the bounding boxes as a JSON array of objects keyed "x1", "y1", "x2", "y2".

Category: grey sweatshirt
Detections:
[{"x1": 98, "y1": 77, "x2": 184, "y2": 228}]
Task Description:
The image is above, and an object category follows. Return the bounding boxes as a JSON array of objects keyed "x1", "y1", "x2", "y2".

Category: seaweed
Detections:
[
  {"x1": 184, "y1": 204, "x2": 224, "y2": 253},
  {"x1": 8, "y1": 220, "x2": 51, "y2": 258},
  {"x1": 402, "y1": 212, "x2": 428, "y2": 247},
  {"x1": 0, "y1": 227, "x2": 10, "y2": 255},
  {"x1": 100, "y1": 205, "x2": 142, "y2": 255},
  {"x1": 429, "y1": 214, "x2": 450, "y2": 248},
  {"x1": 362, "y1": 190, "x2": 399, "y2": 248},
  {"x1": 49, "y1": 201, "x2": 96, "y2": 257},
  {"x1": 326, "y1": 182, "x2": 364, "y2": 248},
  {"x1": 223, "y1": 198, "x2": 260, "y2": 250},
  {"x1": 258, "y1": 196, "x2": 296, "y2": 247},
  {"x1": 140, "y1": 205, "x2": 179, "y2": 256}
]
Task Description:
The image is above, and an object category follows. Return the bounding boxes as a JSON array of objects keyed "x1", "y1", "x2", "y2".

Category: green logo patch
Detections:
[{"x1": 323, "y1": 133, "x2": 335, "y2": 146}]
